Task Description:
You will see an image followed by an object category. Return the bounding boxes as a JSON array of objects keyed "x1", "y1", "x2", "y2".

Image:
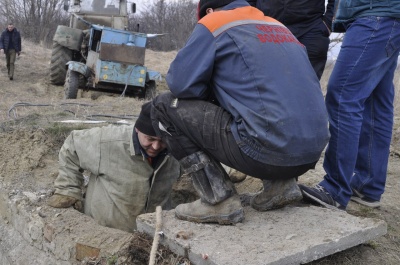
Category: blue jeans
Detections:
[{"x1": 321, "y1": 16, "x2": 400, "y2": 207}]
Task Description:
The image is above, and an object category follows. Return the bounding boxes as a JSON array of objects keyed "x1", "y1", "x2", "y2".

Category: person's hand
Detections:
[
  {"x1": 0, "y1": 49, "x2": 3, "y2": 53},
  {"x1": 322, "y1": 20, "x2": 332, "y2": 35},
  {"x1": 228, "y1": 169, "x2": 247, "y2": 183},
  {"x1": 221, "y1": 164, "x2": 247, "y2": 183},
  {"x1": 47, "y1": 194, "x2": 83, "y2": 211}
]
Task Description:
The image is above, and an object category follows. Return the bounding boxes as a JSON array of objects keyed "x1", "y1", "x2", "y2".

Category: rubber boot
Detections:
[
  {"x1": 250, "y1": 178, "x2": 302, "y2": 211},
  {"x1": 175, "y1": 151, "x2": 244, "y2": 224}
]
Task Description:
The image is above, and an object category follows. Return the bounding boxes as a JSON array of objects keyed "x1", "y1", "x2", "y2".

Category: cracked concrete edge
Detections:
[
  {"x1": 0, "y1": 187, "x2": 134, "y2": 264},
  {"x1": 137, "y1": 215, "x2": 218, "y2": 265},
  {"x1": 137, "y1": 216, "x2": 189, "y2": 257},
  {"x1": 137, "y1": 210, "x2": 387, "y2": 265},
  {"x1": 294, "y1": 220, "x2": 387, "y2": 265}
]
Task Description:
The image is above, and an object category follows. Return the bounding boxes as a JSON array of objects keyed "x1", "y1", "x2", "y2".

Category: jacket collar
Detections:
[
  {"x1": 222, "y1": 0, "x2": 249, "y2": 11},
  {"x1": 131, "y1": 129, "x2": 142, "y2": 156}
]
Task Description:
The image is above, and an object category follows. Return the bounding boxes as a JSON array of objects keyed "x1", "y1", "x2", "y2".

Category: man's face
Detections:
[
  {"x1": 7, "y1": 24, "x2": 14, "y2": 31},
  {"x1": 136, "y1": 128, "x2": 167, "y2": 157}
]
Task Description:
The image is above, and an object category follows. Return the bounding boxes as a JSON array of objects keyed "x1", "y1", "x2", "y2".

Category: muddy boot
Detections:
[
  {"x1": 250, "y1": 178, "x2": 302, "y2": 211},
  {"x1": 175, "y1": 195, "x2": 244, "y2": 225},
  {"x1": 176, "y1": 151, "x2": 244, "y2": 224}
]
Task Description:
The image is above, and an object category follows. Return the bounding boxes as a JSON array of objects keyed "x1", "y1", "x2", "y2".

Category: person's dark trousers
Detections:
[
  {"x1": 294, "y1": 24, "x2": 330, "y2": 80},
  {"x1": 6, "y1": 49, "x2": 16, "y2": 79},
  {"x1": 151, "y1": 92, "x2": 316, "y2": 180}
]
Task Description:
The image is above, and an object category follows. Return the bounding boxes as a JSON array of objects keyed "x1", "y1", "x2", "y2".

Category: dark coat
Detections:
[
  {"x1": 248, "y1": 0, "x2": 335, "y2": 37},
  {"x1": 0, "y1": 28, "x2": 21, "y2": 53}
]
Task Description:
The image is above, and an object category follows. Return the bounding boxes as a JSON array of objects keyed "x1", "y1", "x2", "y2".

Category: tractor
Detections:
[{"x1": 50, "y1": 0, "x2": 160, "y2": 99}]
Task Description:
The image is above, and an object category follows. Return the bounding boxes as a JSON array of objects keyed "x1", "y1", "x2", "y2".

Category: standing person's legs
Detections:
[
  {"x1": 301, "y1": 17, "x2": 400, "y2": 209},
  {"x1": 6, "y1": 49, "x2": 16, "y2": 79},
  {"x1": 5, "y1": 51, "x2": 10, "y2": 76},
  {"x1": 297, "y1": 23, "x2": 330, "y2": 80},
  {"x1": 351, "y1": 52, "x2": 399, "y2": 206}
]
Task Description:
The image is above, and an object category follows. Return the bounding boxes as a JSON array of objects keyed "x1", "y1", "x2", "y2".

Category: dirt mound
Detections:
[{"x1": 0, "y1": 128, "x2": 58, "y2": 191}]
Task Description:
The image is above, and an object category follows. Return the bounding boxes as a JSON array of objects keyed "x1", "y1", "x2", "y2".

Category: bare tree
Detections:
[
  {"x1": 329, "y1": 33, "x2": 344, "y2": 51},
  {"x1": 0, "y1": 0, "x2": 68, "y2": 47},
  {"x1": 129, "y1": 0, "x2": 197, "y2": 51}
]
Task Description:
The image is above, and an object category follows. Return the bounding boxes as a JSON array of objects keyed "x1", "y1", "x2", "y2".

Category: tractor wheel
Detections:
[
  {"x1": 144, "y1": 81, "x2": 157, "y2": 100},
  {"x1": 50, "y1": 42, "x2": 73, "y2": 85},
  {"x1": 64, "y1": 69, "x2": 80, "y2": 99}
]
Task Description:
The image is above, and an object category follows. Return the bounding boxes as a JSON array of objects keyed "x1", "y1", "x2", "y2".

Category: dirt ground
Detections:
[{"x1": 0, "y1": 40, "x2": 400, "y2": 264}]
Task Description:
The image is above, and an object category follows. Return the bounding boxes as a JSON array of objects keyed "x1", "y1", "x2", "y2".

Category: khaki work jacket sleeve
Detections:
[{"x1": 54, "y1": 127, "x2": 102, "y2": 200}]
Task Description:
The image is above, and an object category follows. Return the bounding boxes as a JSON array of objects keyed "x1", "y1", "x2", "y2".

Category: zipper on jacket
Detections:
[{"x1": 144, "y1": 156, "x2": 169, "y2": 212}]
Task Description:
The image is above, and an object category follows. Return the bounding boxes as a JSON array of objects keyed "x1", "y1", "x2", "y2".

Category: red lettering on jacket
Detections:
[{"x1": 257, "y1": 33, "x2": 302, "y2": 46}]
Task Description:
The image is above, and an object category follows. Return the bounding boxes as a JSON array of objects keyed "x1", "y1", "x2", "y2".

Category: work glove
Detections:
[
  {"x1": 47, "y1": 194, "x2": 83, "y2": 212},
  {"x1": 228, "y1": 169, "x2": 247, "y2": 183},
  {"x1": 221, "y1": 164, "x2": 247, "y2": 183}
]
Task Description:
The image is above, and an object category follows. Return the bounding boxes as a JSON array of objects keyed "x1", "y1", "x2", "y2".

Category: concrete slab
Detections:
[{"x1": 137, "y1": 205, "x2": 387, "y2": 265}]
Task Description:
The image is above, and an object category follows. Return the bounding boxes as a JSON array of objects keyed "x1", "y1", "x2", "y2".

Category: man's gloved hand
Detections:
[
  {"x1": 47, "y1": 194, "x2": 83, "y2": 212},
  {"x1": 221, "y1": 164, "x2": 247, "y2": 183},
  {"x1": 228, "y1": 169, "x2": 247, "y2": 183}
]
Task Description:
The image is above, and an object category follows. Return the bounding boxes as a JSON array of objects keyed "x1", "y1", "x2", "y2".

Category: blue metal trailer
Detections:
[{"x1": 64, "y1": 25, "x2": 161, "y2": 99}]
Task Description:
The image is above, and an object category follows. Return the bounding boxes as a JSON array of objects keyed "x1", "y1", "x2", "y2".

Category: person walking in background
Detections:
[
  {"x1": 248, "y1": 0, "x2": 334, "y2": 80},
  {"x1": 0, "y1": 23, "x2": 21, "y2": 80},
  {"x1": 299, "y1": 1, "x2": 400, "y2": 209}
]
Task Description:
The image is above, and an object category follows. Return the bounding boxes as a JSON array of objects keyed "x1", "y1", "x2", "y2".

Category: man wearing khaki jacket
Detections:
[{"x1": 47, "y1": 102, "x2": 181, "y2": 232}]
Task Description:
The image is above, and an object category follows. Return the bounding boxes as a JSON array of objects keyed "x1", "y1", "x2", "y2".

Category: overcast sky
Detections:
[
  {"x1": 130, "y1": 0, "x2": 342, "y2": 58},
  {"x1": 132, "y1": 0, "x2": 196, "y2": 13}
]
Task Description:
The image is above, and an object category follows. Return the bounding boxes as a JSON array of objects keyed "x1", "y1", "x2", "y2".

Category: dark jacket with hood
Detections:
[{"x1": 0, "y1": 27, "x2": 21, "y2": 53}]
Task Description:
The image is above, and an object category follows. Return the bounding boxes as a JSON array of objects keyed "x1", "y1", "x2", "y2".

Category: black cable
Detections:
[
  {"x1": 7, "y1": 102, "x2": 138, "y2": 122},
  {"x1": 8, "y1": 102, "x2": 54, "y2": 119}
]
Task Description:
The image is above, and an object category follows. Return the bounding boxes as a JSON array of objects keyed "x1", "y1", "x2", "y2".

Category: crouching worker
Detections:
[
  {"x1": 149, "y1": 0, "x2": 330, "y2": 225},
  {"x1": 47, "y1": 102, "x2": 181, "y2": 233}
]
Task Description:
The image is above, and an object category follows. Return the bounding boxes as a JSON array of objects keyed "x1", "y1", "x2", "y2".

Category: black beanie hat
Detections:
[
  {"x1": 135, "y1": 102, "x2": 157, "y2": 137},
  {"x1": 198, "y1": 0, "x2": 235, "y2": 19}
]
